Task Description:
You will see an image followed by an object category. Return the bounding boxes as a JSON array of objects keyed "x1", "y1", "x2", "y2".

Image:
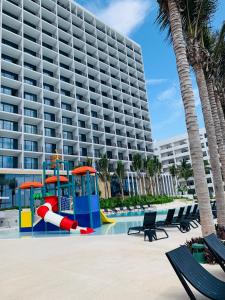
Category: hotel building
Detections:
[{"x1": 0, "y1": 0, "x2": 153, "y2": 203}]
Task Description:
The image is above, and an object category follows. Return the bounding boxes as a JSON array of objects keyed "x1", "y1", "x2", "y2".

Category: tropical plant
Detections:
[
  {"x1": 177, "y1": 159, "x2": 193, "y2": 191},
  {"x1": 96, "y1": 154, "x2": 111, "y2": 199},
  {"x1": 178, "y1": 0, "x2": 225, "y2": 227},
  {"x1": 85, "y1": 157, "x2": 93, "y2": 166},
  {"x1": 8, "y1": 178, "x2": 18, "y2": 207},
  {"x1": 156, "y1": 0, "x2": 215, "y2": 236},
  {"x1": 132, "y1": 153, "x2": 143, "y2": 195},
  {"x1": 169, "y1": 164, "x2": 178, "y2": 194},
  {"x1": 114, "y1": 161, "x2": 125, "y2": 199}
]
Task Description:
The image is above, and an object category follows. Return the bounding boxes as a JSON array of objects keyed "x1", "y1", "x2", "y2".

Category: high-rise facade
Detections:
[
  {"x1": 0, "y1": 0, "x2": 152, "y2": 200},
  {"x1": 154, "y1": 129, "x2": 214, "y2": 196}
]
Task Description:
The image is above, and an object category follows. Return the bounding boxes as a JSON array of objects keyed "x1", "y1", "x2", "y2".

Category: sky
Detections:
[{"x1": 75, "y1": 0, "x2": 224, "y2": 142}]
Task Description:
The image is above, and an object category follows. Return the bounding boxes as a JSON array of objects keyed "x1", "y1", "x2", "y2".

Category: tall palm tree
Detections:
[
  {"x1": 132, "y1": 153, "x2": 143, "y2": 195},
  {"x1": 96, "y1": 154, "x2": 110, "y2": 199},
  {"x1": 156, "y1": 0, "x2": 215, "y2": 235},
  {"x1": 115, "y1": 161, "x2": 125, "y2": 200},
  {"x1": 169, "y1": 164, "x2": 178, "y2": 195},
  {"x1": 178, "y1": 0, "x2": 225, "y2": 227},
  {"x1": 177, "y1": 159, "x2": 193, "y2": 192}
]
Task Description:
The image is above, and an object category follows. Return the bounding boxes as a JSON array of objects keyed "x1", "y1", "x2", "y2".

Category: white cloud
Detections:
[
  {"x1": 157, "y1": 84, "x2": 177, "y2": 102},
  {"x1": 146, "y1": 78, "x2": 168, "y2": 86},
  {"x1": 76, "y1": 0, "x2": 152, "y2": 36}
]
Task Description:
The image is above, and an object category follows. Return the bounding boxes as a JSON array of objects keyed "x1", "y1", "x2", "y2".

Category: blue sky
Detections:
[{"x1": 75, "y1": 0, "x2": 224, "y2": 142}]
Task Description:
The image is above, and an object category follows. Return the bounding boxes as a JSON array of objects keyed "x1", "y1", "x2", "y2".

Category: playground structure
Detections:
[{"x1": 18, "y1": 158, "x2": 115, "y2": 234}]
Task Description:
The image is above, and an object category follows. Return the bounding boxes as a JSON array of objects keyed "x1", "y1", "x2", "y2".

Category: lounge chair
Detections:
[
  {"x1": 127, "y1": 211, "x2": 168, "y2": 240},
  {"x1": 166, "y1": 245, "x2": 225, "y2": 300},
  {"x1": 204, "y1": 233, "x2": 225, "y2": 272},
  {"x1": 172, "y1": 206, "x2": 185, "y2": 222},
  {"x1": 114, "y1": 207, "x2": 121, "y2": 213},
  {"x1": 128, "y1": 206, "x2": 135, "y2": 211},
  {"x1": 156, "y1": 208, "x2": 191, "y2": 233},
  {"x1": 173, "y1": 205, "x2": 198, "y2": 229}
]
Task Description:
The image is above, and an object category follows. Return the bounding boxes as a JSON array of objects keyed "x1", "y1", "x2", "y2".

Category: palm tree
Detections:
[
  {"x1": 115, "y1": 161, "x2": 125, "y2": 199},
  {"x1": 178, "y1": 0, "x2": 225, "y2": 227},
  {"x1": 85, "y1": 157, "x2": 93, "y2": 166},
  {"x1": 169, "y1": 164, "x2": 178, "y2": 195},
  {"x1": 8, "y1": 178, "x2": 18, "y2": 207},
  {"x1": 96, "y1": 154, "x2": 110, "y2": 199},
  {"x1": 177, "y1": 159, "x2": 193, "y2": 193},
  {"x1": 156, "y1": 0, "x2": 215, "y2": 236},
  {"x1": 132, "y1": 153, "x2": 143, "y2": 195}
]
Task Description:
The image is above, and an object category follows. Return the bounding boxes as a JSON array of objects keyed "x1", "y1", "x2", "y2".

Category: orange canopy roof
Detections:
[
  {"x1": 45, "y1": 176, "x2": 69, "y2": 184},
  {"x1": 71, "y1": 166, "x2": 96, "y2": 176},
  {"x1": 20, "y1": 182, "x2": 43, "y2": 190}
]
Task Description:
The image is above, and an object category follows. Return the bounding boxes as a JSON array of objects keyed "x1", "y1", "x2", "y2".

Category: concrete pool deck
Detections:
[{"x1": 1, "y1": 226, "x2": 224, "y2": 300}]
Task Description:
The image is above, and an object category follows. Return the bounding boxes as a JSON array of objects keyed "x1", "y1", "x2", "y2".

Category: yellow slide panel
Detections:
[
  {"x1": 21, "y1": 209, "x2": 32, "y2": 228},
  {"x1": 100, "y1": 210, "x2": 116, "y2": 224}
]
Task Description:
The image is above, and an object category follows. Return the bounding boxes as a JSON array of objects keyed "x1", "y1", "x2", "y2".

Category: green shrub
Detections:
[{"x1": 100, "y1": 195, "x2": 174, "y2": 209}]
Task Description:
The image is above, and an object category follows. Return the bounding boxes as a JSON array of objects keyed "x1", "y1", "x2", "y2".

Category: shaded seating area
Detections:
[
  {"x1": 166, "y1": 245, "x2": 225, "y2": 300},
  {"x1": 127, "y1": 211, "x2": 169, "y2": 241},
  {"x1": 204, "y1": 233, "x2": 225, "y2": 272}
]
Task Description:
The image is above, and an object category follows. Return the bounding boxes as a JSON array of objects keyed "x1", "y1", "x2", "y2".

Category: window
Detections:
[
  {"x1": 63, "y1": 131, "x2": 73, "y2": 140},
  {"x1": 79, "y1": 134, "x2": 86, "y2": 142},
  {"x1": 77, "y1": 94, "x2": 83, "y2": 100},
  {"x1": 60, "y1": 75, "x2": 70, "y2": 83},
  {"x1": 61, "y1": 102, "x2": 71, "y2": 110},
  {"x1": 24, "y1": 140, "x2": 38, "y2": 152},
  {"x1": 24, "y1": 62, "x2": 36, "y2": 71},
  {"x1": 24, "y1": 77, "x2": 37, "y2": 85},
  {"x1": 80, "y1": 147, "x2": 87, "y2": 156},
  {"x1": 24, "y1": 157, "x2": 38, "y2": 169},
  {"x1": 106, "y1": 139, "x2": 111, "y2": 146},
  {"x1": 105, "y1": 126, "x2": 110, "y2": 133},
  {"x1": 24, "y1": 108, "x2": 37, "y2": 118},
  {"x1": 45, "y1": 143, "x2": 56, "y2": 153},
  {"x1": 90, "y1": 98, "x2": 96, "y2": 105},
  {"x1": 45, "y1": 127, "x2": 55, "y2": 137},
  {"x1": 77, "y1": 107, "x2": 84, "y2": 114},
  {"x1": 116, "y1": 129, "x2": 121, "y2": 135},
  {"x1": 24, "y1": 124, "x2": 37, "y2": 134},
  {"x1": 117, "y1": 141, "x2": 122, "y2": 147},
  {"x1": 1, "y1": 85, "x2": 17, "y2": 96},
  {"x1": 78, "y1": 120, "x2": 85, "y2": 128},
  {"x1": 43, "y1": 69, "x2": 53, "y2": 77},
  {"x1": 0, "y1": 137, "x2": 18, "y2": 149},
  {"x1": 2, "y1": 54, "x2": 17, "y2": 64},
  {"x1": 43, "y1": 56, "x2": 53, "y2": 63},
  {"x1": 93, "y1": 136, "x2": 99, "y2": 144},
  {"x1": 24, "y1": 92, "x2": 37, "y2": 102},
  {"x1": 62, "y1": 117, "x2": 72, "y2": 125},
  {"x1": 44, "y1": 113, "x2": 55, "y2": 121},
  {"x1": 63, "y1": 145, "x2": 73, "y2": 155},
  {"x1": 92, "y1": 123, "x2": 98, "y2": 131},
  {"x1": 107, "y1": 151, "x2": 112, "y2": 159},
  {"x1": 43, "y1": 83, "x2": 54, "y2": 91},
  {"x1": 61, "y1": 89, "x2": 70, "y2": 96},
  {"x1": 91, "y1": 111, "x2": 97, "y2": 118},
  {"x1": 94, "y1": 149, "x2": 100, "y2": 158},
  {"x1": 44, "y1": 98, "x2": 54, "y2": 106},
  {"x1": 0, "y1": 156, "x2": 18, "y2": 168},
  {"x1": 0, "y1": 102, "x2": 17, "y2": 113},
  {"x1": 24, "y1": 48, "x2": 36, "y2": 56},
  {"x1": 0, "y1": 120, "x2": 18, "y2": 131},
  {"x1": 1, "y1": 70, "x2": 18, "y2": 80},
  {"x1": 118, "y1": 153, "x2": 123, "y2": 160}
]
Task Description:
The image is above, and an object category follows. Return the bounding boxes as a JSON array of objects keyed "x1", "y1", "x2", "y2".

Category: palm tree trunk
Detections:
[
  {"x1": 167, "y1": 0, "x2": 215, "y2": 236},
  {"x1": 207, "y1": 79, "x2": 225, "y2": 178},
  {"x1": 194, "y1": 66, "x2": 225, "y2": 227},
  {"x1": 215, "y1": 91, "x2": 225, "y2": 144}
]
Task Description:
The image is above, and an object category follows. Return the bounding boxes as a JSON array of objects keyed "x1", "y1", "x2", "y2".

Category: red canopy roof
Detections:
[
  {"x1": 45, "y1": 176, "x2": 69, "y2": 184},
  {"x1": 71, "y1": 166, "x2": 96, "y2": 176},
  {"x1": 20, "y1": 182, "x2": 43, "y2": 190}
]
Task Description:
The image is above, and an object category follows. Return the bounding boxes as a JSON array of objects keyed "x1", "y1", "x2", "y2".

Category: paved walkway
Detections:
[{"x1": 0, "y1": 226, "x2": 224, "y2": 300}]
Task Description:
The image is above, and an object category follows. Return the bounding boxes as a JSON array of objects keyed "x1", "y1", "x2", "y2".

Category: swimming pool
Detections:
[{"x1": 0, "y1": 210, "x2": 168, "y2": 239}]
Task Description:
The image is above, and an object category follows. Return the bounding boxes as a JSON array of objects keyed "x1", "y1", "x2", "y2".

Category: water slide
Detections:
[
  {"x1": 37, "y1": 196, "x2": 94, "y2": 234},
  {"x1": 100, "y1": 210, "x2": 116, "y2": 224}
]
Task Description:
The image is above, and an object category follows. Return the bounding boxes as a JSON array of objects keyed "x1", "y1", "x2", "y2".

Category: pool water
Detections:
[{"x1": 0, "y1": 210, "x2": 168, "y2": 239}]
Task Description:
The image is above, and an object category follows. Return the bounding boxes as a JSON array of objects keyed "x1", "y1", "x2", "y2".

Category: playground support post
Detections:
[{"x1": 86, "y1": 171, "x2": 93, "y2": 228}]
